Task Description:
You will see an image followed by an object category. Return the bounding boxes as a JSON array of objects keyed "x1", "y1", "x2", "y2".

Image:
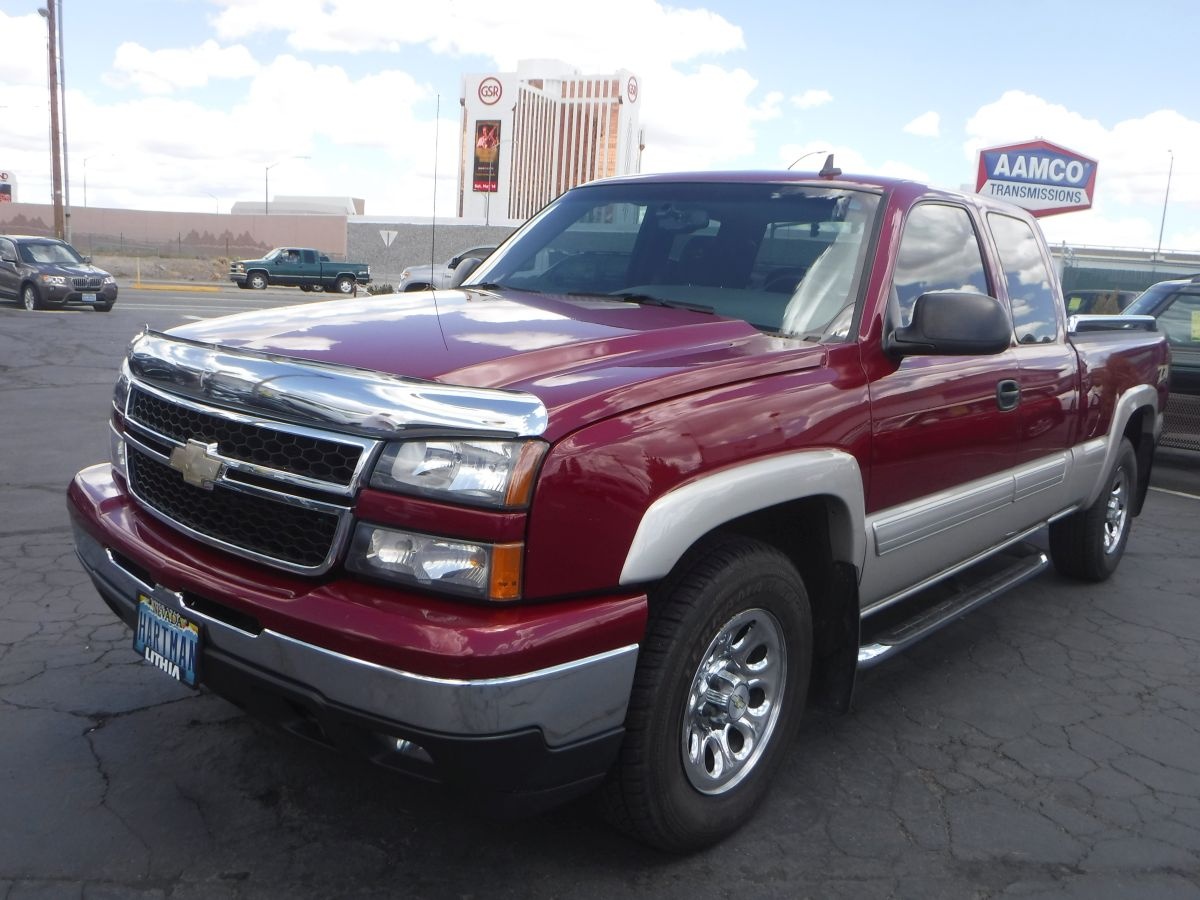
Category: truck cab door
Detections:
[
  {"x1": 861, "y1": 202, "x2": 1022, "y2": 604},
  {"x1": 299, "y1": 249, "x2": 319, "y2": 286}
]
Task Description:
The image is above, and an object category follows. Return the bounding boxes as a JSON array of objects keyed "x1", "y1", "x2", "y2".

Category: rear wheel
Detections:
[
  {"x1": 1050, "y1": 437, "x2": 1137, "y2": 581},
  {"x1": 600, "y1": 535, "x2": 811, "y2": 851},
  {"x1": 247, "y1": 271, "x2": 268, "y2": 290},
  {"x1": 336, "y1": 275, "x2": 355, "y2": 294},
  {"x1": 299, "y1": 284, "x2": 313, "y2": 293},
  {"x1": 21, "y1": 283, "x2": 43, "y2": 311}
]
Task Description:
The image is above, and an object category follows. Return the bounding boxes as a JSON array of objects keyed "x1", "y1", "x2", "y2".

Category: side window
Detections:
[
  {"x1": 891, "y1": 204, "x2": 990, "y2": 326},
  {"x1": 0, "y1": 238, "x2": 14, "y2": 261},
  {"x1": 989, "y1": 213, "x2": 1059, "y2": 343},
  {"x1": 1157, "y1": 292, "x2": 1200, "y2": 348},
  {"x1": 302, "y1": 250, "x2": 316, "y2": 264}
]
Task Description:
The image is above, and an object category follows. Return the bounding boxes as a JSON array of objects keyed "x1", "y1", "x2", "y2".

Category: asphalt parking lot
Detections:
[{"x1": 2, "y1": 287, "x2": 1199, "y2": 899}]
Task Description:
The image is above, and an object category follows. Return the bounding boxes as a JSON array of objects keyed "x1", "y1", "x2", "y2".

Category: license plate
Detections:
[
  {"x1": 134, "y1": 594, "x2": 202, "y2": 687},
  {"x1": 81, "y1": 292, "x2": 97, "y2": 303}
]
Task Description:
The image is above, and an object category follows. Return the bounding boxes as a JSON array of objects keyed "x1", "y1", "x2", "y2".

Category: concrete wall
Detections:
[
  {"x1": 348, "y1": 218, "x2": 519, "y2": 287},
  {"x1": 0, "y1": 202, "x2": 350, "y2": 259}
]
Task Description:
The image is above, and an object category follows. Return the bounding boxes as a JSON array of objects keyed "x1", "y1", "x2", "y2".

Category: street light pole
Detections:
[
  {"x1": 264, "y1": 156, "x2": 311, "y2": 215},
  {"x1": 1155, "y1": 150, "x2": 1174, "y2": 261},
  {"x1": 205, "y1": 192, "x2": 219, "y2": 214},
  {"x1": 37, "y1": 5, "x2": 65, "y2": 239}
]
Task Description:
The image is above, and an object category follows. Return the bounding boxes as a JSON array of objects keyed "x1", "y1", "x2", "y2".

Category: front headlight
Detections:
[
  {"x1": 40, "y1": 274, "x2": 67, "y2": 286},
  {"x1": 400, "y1": 268, "x2": 410, "y2": 280},
  {"x1": 370, "y1": 439, "x2": 546, "y2": 508},
  {"x1": 346, "y1": 524, "x2": 522, "y2": 601},
  {"x1": 103, "y1": 275, "x2": 116, "y2": 285}
]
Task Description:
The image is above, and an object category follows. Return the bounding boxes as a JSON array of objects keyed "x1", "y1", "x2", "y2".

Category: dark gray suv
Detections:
[
  {"x1": 1126, "y1": 276, "x2": 1200, "y2": 451},
  {"x1": 0, "y1": 234, "x2": 118, "y2": 311}
]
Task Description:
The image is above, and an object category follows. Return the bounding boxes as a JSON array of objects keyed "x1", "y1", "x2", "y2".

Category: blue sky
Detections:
[{"x1": 2, "y1": 0, "x2": 1197, "y2": 251}]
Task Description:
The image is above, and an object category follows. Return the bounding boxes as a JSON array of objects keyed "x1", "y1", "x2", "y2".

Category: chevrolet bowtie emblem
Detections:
[{"x1": 168, "y1": 440, "x2": 225, "y2": 490}]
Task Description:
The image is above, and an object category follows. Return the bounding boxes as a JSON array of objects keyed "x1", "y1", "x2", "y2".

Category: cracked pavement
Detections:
[{"x1": 2, "y1": 294, "x2": 1199, "y2": 899}]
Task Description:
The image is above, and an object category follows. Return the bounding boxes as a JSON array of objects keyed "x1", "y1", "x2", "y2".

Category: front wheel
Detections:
[
  {"x1": 1050, "y1": 437, "x2": 1137, "y2": 581},
  {"x1": 601, "y1": 535, "x2": 811, "y2": 851},
  {"x1": 247, "y1": 272, "x2": 268, "y2": 290},
  {"x1": 21, "y1": 283, "x2": 44, "y2": 311},
  {"x1": 92, "y1": 301, "x2": 114, "y2": 312}
]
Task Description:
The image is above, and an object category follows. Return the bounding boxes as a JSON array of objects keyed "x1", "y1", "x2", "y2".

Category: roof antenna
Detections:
[
  {"x1": 818, "y1": 154, "x2": 842, "y2": 178},
  {"x1": 429, "y1": 93, "x2": 449, "y2": 351}
]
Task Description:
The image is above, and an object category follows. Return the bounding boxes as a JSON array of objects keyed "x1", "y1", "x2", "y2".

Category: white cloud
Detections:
[
  {"x1": 903, "y1": 111, "x2": 940, "y2": 138},
  {"x1": 211, "y1": 0, "x2": 744, "y2": 66},
  {"x1": 0, "y1": 11, "x2": 51, "y2": 88},
  {"x1": 105, "y1": 40, "x2": 260, "y2": 94},
  {"x1": 790, "y1": 89, "x2": 832, "y2": 110}
]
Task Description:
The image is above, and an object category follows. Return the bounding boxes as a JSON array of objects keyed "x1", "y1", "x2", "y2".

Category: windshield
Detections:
[
  {"x1": 469, "y1": 181, "x2": 881, "y2": 338},
  {"x1": 1124, "y1": 282, "x2": 1181, "y2": 316},
  {"x1": 20, "y1": 241, "x2": 85, "y2": 266}
]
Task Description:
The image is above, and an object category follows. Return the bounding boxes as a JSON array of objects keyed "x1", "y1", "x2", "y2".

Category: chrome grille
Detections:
[
  {"x1": 120, "y1": 382, "x2": 376, "y2": 573},
  {"x1": 73, "y1": 276, "x2": 103, "y2": 289},
  {"x1": 128, "y1": 386, "x2": 363, "y2": 486},
  {"x1": 127, "y1": 447, "x2": 342, "y2": 569}
]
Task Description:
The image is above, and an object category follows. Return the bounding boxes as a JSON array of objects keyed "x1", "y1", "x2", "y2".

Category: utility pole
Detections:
[
  {"x1": 58, "y1": 0, "x2": 71, "y2": 241},
  {"x1": 39, "y1": 4, "x2": 66, "y2": 239}
]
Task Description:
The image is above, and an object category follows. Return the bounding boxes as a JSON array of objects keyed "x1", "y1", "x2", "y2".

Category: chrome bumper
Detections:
[{"x1": 73, "y1": 524, "x2": 637, "y2": 747}]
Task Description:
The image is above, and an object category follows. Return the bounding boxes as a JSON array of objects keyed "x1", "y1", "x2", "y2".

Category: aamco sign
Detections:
[{"x1": 975, "y1": 139, "x2": 1097, "y2": 217}]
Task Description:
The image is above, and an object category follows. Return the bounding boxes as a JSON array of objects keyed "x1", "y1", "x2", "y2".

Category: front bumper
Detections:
[
  {"x1": 228, "y1": 272, "x2": 248, "y2": 286},
  {"x1": 68, "y1": 463, "x2": 647, "y2": 805},
  {"x1": 43, "y1": 282, "x2": 118, "y2": 305}
]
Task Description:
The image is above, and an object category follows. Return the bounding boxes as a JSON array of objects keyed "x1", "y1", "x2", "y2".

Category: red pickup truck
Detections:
[{"x1": 68, "y1": 169, "x2": 1169, "y2": 851}]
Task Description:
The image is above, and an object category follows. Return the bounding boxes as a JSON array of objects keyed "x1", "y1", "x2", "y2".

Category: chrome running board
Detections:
[{"x1": 857, "y1": 543, "x2": 1050, "y2": 668}]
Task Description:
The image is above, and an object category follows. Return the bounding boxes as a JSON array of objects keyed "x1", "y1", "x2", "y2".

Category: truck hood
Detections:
[{"x1": 168, "y1": 288, "x2": 825, "y2": 437}]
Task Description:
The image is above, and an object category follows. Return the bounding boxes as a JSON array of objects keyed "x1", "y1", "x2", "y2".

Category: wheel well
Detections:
[
  {"x1": 655, "y1": 497, "x2": 860, "y2": 715},
  {"x1": 404, "y1": 282, "x2": 430, "y2": 292},
  {"x1": 1123, "y1": 406, "x2": 1155, "y2": 515}
]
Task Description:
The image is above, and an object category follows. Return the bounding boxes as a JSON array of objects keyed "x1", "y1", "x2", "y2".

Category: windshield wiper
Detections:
[
  {"x1": 568, "y1": 291, "x2": 714, "y2": 315},
  {"x1": 468, "y1": 281, "x2": 540, "y2": 294}
]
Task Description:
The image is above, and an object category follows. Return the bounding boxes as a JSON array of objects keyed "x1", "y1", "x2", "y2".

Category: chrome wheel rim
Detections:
[
  {"x1": 338, "y1": 279, "x2": 353, "y2": 293},
  {"x1": 681, "y1": 608, "x2": 787, "y2": 794},
  {"x1": 23, "y1": 287, "x2": 35, "y2": 310},
  {"x1": 1103, "y1": 466, "x2": 1130, "y2": 554}
]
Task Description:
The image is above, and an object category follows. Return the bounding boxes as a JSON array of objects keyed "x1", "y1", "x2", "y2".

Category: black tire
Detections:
[
  {"x1": 21, "y1": 283, "x2": 44, "y2": 311},
  {"x1": 1050, "y1": 437, "x2": 1137, "y2": 581},
  {"x1": 600, "y1": 535, "x2": 812, "y2": 851},
  {"x1": 236, "y1": 282, "x2": 250, "y2": 290},
  {"x1": 299, "y1": 284, "x2": 313, "y2": 293},
  {"x1": 92, "y1": 301, "x2": 114, "y2": 312},
  {"x1": 247, "y1": 271, "x2": 268, "y2": 290},
  {"x1": 335, "y1": 275, "x2": 354, "y2": 294}
]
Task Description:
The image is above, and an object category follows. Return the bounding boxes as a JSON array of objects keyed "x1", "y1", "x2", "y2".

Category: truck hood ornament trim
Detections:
[{"x1": 127, "y1": 329, "x2": 549, "y2": 438}]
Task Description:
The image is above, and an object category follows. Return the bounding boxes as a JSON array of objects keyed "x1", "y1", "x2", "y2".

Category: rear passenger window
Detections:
[
  {"x1": 891, "y1": 204, "x2": 990, "y2": 326},
  {"x1": 989, "y1": 213, "x2": 1059, "y2": 344}
]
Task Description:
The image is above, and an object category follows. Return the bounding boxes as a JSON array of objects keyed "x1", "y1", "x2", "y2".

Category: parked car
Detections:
[
  {"x1": 0, "y1": 234, "x2": 118, "y2": 311},
  {"x1": 399, "y1": 246, "x2": 496, "y2": 291},
  {"x1": 1063, "y1": 288, "x2": 1139, "y2": 315},
  {"x1": 1125, "y1": 277, "x2": 1200, "y2": 451},
  {"x1": 229, "y1": 247, "x2": 370, "y2": 293}
]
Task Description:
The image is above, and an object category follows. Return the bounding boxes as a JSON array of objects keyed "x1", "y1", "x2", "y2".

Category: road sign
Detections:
[{"x1": 975, "y1": 139, "x2": 1097, "y2": 217}]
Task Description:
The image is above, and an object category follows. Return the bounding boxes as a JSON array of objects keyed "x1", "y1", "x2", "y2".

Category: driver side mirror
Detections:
[{"x1": 887, "y1": 291, "x2": 1012, "y2": 357}]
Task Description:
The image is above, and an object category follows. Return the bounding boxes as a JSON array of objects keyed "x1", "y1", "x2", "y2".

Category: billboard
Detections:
[
  {"x1": 0, "y1": 170, "x2": 13, "y2": 203},
  {"x1": 472, "y1": 120, "x2": 501, "y2": 193},
  {"x1": 975, "y1": 140, "x2": 1097, "y2": 217}
]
